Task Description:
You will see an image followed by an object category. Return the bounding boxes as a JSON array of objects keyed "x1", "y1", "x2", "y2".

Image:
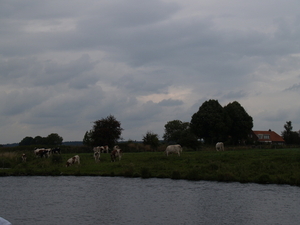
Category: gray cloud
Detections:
[{"x1": 1, "y1": 0, "x2": 300, "y2": 143}]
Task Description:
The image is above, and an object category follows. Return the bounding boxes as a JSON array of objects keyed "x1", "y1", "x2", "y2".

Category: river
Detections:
[{"x1": 1, "y1": 176, "x2": 300, "y2": 225}]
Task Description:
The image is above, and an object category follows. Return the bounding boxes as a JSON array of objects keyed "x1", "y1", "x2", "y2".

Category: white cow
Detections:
[
  {"x1": 66, "y1": 155, "x2": 80, "y2": 167},
  {"x1": 111, "y1": 146, "x2": 122, "y2": 162},
  {"x1": 216, "y1": 142, "x2": 224, "y2": 151},
  {"x1": 165, "y1": 144, "x2": 182, "y2": 156}
]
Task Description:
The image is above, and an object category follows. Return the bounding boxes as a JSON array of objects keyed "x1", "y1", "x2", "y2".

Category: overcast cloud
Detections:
[{"x1": 1, "y1": 0, "x2": 300, "y2": 144}]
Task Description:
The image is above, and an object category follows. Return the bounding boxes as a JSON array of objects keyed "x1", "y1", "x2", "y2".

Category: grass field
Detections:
[{"x1": 1, "y1": 148, "x2": 300, "y2": 186}]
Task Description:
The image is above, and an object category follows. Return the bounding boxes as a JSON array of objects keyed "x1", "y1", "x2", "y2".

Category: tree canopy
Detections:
[
  {"x1": 190, "y1": 99, "x2": 227, "y2": 144},
  {"x1": 163, "y1": 120, "x2": 199, "y2": 149},
  {"x1": 163, "y1": 120, "x2": 189, "y2": 143},
  {"x1": 19, "y1": 133, "x2": 63, "y2": 146},
  {"x1": 190, "y1": 99, "x2": 253, "y2": 144},
  {"x1": 281, "y1": 121, "x2": 300, "y2": 145},
  {"x1": 89, "y1": 115, "x2": 123, "y2": 147},
  {"x1": 224, "y1": 101, "x2": 253, "y2": 144},
  {"x1": 143, "y1": 131, "x2": 160, "y2": 150}
]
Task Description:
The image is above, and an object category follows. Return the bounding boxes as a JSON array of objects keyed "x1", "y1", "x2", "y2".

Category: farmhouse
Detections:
[{"x1": 250, "y1": 130, "x2": 285, "y2": 145}]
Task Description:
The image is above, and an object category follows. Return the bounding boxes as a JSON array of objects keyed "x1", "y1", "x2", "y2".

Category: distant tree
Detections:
[
  {"x1": 163, "y1": 120, "x2": 199, "y2": 149},
  {"x1": 190, "y1": 99, "x2": 227, "y2": 144},
  {"x1": 19, "y1": 136, "x2": 34, "y2": 146},
  {"x1": 90, "y1": 115, "x2": 123, "y2": 147},
  {"x1": 223, "y1": 101, "x2": 253, "y2": 144},
  {"x1": 143, "y1": 131, "x2": 160, "y2": 150},
  {"x1": 83, "y1": 130, "x2": 93, "y2": 146},
  {"x1": 163, "y1": 120, "x2": 189, "y2": 143},
  {"x1": 33, "y1": 136, "x2": 46, "y2": 145},
  {"x1": 19, "y1": 134, "x2": 63, "y2": 146},
  {"x1": 177, "y1": 129, "x2": 200, "y2": 150},
  {"x1": 45, "y1": 133, "x2": 63, "y2": 145},
  {"x1": 281, "y1": 121, "x2": 300, "y2": 144}
]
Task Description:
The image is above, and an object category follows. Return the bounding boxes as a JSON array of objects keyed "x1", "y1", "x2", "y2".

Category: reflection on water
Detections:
[{"x1": 1, "y1": 176, "x2": 300, "y2": 225}]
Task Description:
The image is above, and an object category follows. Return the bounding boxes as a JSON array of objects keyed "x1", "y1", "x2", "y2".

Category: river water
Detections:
[{"x1": 1, "y1": 176, "x2": 300, "y2": 225}]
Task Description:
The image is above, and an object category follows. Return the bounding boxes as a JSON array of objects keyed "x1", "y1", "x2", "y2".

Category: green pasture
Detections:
[{"x1": 1, "y1": 148, "x2": 300, "y2": 186}]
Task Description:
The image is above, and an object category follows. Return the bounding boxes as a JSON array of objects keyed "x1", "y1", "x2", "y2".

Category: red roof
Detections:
[{"x1": 252, "y1": 130, "x2": 285, "y2": 143}]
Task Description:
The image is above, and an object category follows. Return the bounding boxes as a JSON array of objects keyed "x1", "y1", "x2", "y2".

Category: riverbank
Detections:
[{"x1": 1, "y1": 148, "x2": 300, "y2": 185}]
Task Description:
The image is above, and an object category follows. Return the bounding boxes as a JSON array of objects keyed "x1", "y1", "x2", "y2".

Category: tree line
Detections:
[
  {"x1": 19, "y1": 133, "x2": 63, "y2": 146},
  {"x1": 83, "y1": 99, "x2": 254, "y2": 150},
  {"x1": 17, "y1": 99, "x2": 299, "y2": 150}
]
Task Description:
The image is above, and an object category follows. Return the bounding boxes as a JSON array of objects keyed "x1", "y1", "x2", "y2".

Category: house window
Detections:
[
  {"x1": 258, "y1": 134, "x2": 263, "y2": 139},
  {"x1": 263, "y1": 135, "x2": 270, "y2": 139}
]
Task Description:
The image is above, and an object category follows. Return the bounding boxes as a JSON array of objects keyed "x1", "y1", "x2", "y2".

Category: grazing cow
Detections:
[
  {"x1": 22, "y1": 153, "x2": 27, "y2": 162},
  {"x1": 111, "y1": 147, "x2": 122, "y2": 162},
  {"x1": 93, "y1": 146, "x2": 102, "y2": 153},
  {"x1": 93, "y1": 151, "x2": 100, "y2": 162},
  {"x1": 66, "y1": 155, "x2": 80, "y2": 167},
  {"x1": 165, "y1": 144, "x2": 182, "y2": 156},
  {"x1": 51, "y1": 147, "x2": 61, "y2": 154},
  {"x1": 216, "y1": 142, "x2": 224, "y2": 151},
  {"x1": 34, "y1": 148, "x2": 51, "y2": 158},
  {"x1": 102, "y1": 145, "x2": 109, "y2": 153}
]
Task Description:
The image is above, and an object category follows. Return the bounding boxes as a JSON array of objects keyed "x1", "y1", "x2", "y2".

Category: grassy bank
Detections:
[{"x1": 1, "y1": 148, "x2": 300, "y2": 186}]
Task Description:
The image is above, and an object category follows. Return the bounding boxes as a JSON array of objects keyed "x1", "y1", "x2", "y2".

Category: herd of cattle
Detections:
[{"x1": 22, "y1": 142, "x2": 224, "y2": 167}]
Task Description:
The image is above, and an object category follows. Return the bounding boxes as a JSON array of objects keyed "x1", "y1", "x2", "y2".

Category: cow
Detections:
[
  {"x1": 93, "y1": 146, "x2": 102, "y2": 153},
  {"x1": 102, "y1": 145, "x2": 109, "y2": 153},
  {"x1": 111, "y1": 147, "x2": 122, "y2": 162},
  {"x1": 216, "y1": 142, "x2": 224, "y2": 151},
  {"x1": 51, "y1": 147, "x2": 61, "y2": 154},
  {"x1": 22, "y1": 153, "x2": 27, "y2": 162},
  {"x1": 93, "y1": 145, "x2": 109, "y2": 153},
  {"x1": 66, "y1": 155, "x2": 80, "y2": 167},
  {"x1": 93, "y1": 151, "x2": 100, "y2": 162},
  {"x1": 34, "y1": 148, "x2": 51, "y2": 158},
  {"x1": 165, "y1": 144, "x2": 182, "y2": 156}
]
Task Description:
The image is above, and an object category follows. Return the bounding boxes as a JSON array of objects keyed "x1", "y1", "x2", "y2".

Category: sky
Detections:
[{"x1": 1, "y1": 0, "x2": 300, "y2": 144}]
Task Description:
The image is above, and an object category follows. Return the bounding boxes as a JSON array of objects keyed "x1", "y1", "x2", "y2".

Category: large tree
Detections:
[
  {"x1": 45, "y1": 133, "x2": 63, "y2": 145},
  {"x1": 19, "y1": 136, "x2": 34, "y2": 146},
  {"x1": 223, "y1": 101, "x2": 253, "y2": 144},
  {"x1": 190, "y1": 99, "x2": 227, "y2": 144},
  {"x1": 163, "y1": 120, "x2": 199, "y2": 149},
  {"x1": 163, "y1": 120, "x2": 189, "y2": 143},
  {"x1": 90, "y1": 115, "x2": 123, "y2": 147}
]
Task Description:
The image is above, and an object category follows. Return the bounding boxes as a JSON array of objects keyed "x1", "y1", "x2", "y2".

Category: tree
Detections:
[
  {"x1": 163, "y1": 120, "x2": 199, "y2": 149},
  {"x1": 281, "y1": 121, "x2": 300, "y2": 144},
  {"x1": 19, "y1": 136, "x2": 34, "y2": 146},
  {"x1": 223, "y1": 101, "x2": 253, "y2": 144},
  {"x1": 83, "y1": 130, "x2": 93, "y2": 146},
  {"x1": 177, "y1": 129, "x2": 200, "y2": 150},
  {"x1": 19, "y1": 133, "x2": 63, "y2": 146},
  {"x1": 33, "y1": 136, "x2": 46, "y2": 145},
  {"x1": 163, "y1": 120, "x2": 190, "y2": 143},
  {"x1": 190, "y1": 99, "x2": 227, "y2": 144},
  {"x1": 90, "y1": 115, "x2": 123, "y2": 147},
  {"x1": 45, "y1": 133, "x2": 63, "y2": 145},
  {"x1": 143, "y1": 131, "x2": 160, "y2": 150}
]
